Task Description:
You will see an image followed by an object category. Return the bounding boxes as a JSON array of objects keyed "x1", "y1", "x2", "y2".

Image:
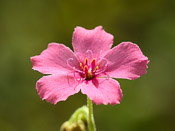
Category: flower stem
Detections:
[{"x1": 87, "y1": 97, "x2": 96, "y2": 131}]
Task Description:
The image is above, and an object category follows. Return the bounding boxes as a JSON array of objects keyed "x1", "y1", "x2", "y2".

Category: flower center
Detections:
[
  {"x1": 80, "y1": 58, "x2": 99, "y2": 80},
  {"x1": 66, "y1": 56, "x2": 108, "y2": 82}
]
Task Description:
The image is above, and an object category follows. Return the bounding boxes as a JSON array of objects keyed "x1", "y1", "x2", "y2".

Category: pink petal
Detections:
[
  {"x1": 80, "y1": 78, "x2": 123, "y2": 105},
  {"x1": 31, "y1": 43, "x2": 80, "y2": 74},
  {"x1": 72, "y1": 26, "x2": 113, "y2": 61},
  {"x1": 104, "y1": 42, "x2": 149, "y2": 80},
  {"x1": 36, "y1": 74, "x2": 80, "y2": 104}
]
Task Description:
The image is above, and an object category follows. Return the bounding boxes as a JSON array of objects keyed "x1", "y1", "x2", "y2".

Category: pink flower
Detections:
[{"x1": 31, "y1": 26, "x2": 149, "y2": 105}]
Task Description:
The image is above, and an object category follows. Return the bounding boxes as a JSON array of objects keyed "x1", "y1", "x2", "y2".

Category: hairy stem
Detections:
[{"x1": 87, "y1": 97, "x2": 96, "y2": 131}]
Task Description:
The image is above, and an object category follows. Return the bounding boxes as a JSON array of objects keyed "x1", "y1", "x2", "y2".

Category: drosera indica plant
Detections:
[{"x1": 31, "y1": 26, "x2": 149, "y2": 131}]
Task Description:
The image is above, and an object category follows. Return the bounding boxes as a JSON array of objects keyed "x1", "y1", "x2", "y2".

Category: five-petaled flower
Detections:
[{"x1": 31, "y1": 26, "x2": 149, "y2": 105}]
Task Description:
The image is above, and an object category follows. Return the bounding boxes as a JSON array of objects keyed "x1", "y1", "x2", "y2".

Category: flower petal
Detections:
[
  {"x1": 80, "y1": 78, "x2": 123, "y2": 105},
  {"x1": 72, "y1": 26, "x2": 113, "y2": 61},
  {"x1": 36, "y1": 74, "x2": 80, "y2": 104},
  {"x1": 104, "y1": 42, "x2": 149, "y2": 80},
  {"x1": 31, "y1": 43, "x2": 80, "y2": 74}
]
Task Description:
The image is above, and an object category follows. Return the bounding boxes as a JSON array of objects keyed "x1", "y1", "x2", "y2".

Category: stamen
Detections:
[
  {"x1": 97, "y1": 73, "x2": 110, "y2": 84},
  {"x1": 67, "y1": 71, "x2": 82, "y2": 88},
  {"x1": 80, "y1": 63, "x2": 83, "y2": 70},
  {"x1": 67, "y1": 58, "x2": 84, "y2": 74},
  {"x1": 94, "y1": 66, "x2": 99, "y2": 72},
  {"x1": 86, "y1": 50, "x2": 94, "y2": 59},
  {"x1": 73, "y1": 67, "x2": 84, "y2": 74},
  {"x1": 74, "y1": 52, "x2": 81, "y2": 63},
  {"x1": 95, "y1": 57, "x2": 109, "y2": 74},
  {"x1": 68, "y1": 56, "x2": 108, "y2": 81},
  {"x1": 91, "y1": 58, "x2": 96, "y2": 71},
  {"x1": 85, "y1": 58, "x2": 88, "y2": 65},
  {"x1": 95, "y1": 64, "x2": 108, "y2": 75},
  {"x1": 98, "y1": 57, "x2": 108, "y2": 66},
  {"x1": 83, "y1": 65, "x2": 89, "y2": 78},
  {"x1": 67, "y1": 72, "x2": 73, "y2": 87},
  {"x1": 67, "y1": 58, "x2": 74, "y2": 69},
  {"x1": 69, "y1": 71, "x2": 84, "y2": 92},
  {"x1": 73, "y1": 71, "x2": 82, "y2": 82},
  {"x1": 98, "y1": 72, "x2": 110, "y2": 79}
]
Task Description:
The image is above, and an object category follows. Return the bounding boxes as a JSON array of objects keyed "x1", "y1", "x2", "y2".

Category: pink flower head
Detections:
[{"x1": 31, "y1": 26, "x2": 149, "y2": 105}]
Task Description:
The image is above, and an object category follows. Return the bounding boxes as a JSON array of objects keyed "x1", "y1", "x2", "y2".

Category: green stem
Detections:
[{"x1": 87, "y1": 97, "x2": 96, "y2": 131}]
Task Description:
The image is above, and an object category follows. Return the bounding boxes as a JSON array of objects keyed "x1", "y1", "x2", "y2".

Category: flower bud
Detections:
[{"x1": 60, "y1": 106, "x2": 88, "y2": 131}]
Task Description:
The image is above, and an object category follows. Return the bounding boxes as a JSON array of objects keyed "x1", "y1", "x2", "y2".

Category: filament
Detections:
[
  {"x1": 66, "y1": 71, "x2": 74, "y2": 87},
  {"x1": 73, "y1": 70, "x2": 82, "y2": 82},
  {"x1": 97, "y1": 73, "x2": 110, "y2": 84},
  {"x1": 67, "y1": 58, "x2": 84, "y2": 74},
  {"x1": 86, "y1": 50, "x2": 94, "y2": 59},
  {"x1": 66, "y1": 58, "x2": 74, "y2": 69},
  {"x1": 74, "y1": 52, "x2": 81, "y2": 63},
  {"x1": 95, "y1": 57, "x2": 109, "y2": 75}
]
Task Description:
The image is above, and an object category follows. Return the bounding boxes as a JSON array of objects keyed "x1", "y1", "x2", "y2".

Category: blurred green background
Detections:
[{"x1": 0, "y1": 0, "x2": 175, "y2": 131}]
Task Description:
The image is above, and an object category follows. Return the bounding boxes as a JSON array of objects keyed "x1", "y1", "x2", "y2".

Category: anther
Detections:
[
  {"x1": 91, "y1": 58, "x2": 96, "y2": 71},
  {"x1": 85, "y1": 58, "x2": 88, "y2": 65},
  {"x1": 83, "y1": 65, "x2": 89, "y2": 78},
  {"x1": 80, "y1": 63, "x2": 83, "y2": 70},
  {"x1": 94, "y1": 66, "x2": 99, "y2": 72}
]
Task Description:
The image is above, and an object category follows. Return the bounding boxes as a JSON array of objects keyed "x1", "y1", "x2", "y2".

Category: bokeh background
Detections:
[{"x1": 0, "y1": 0, "x2": 175, "y2": 131}]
